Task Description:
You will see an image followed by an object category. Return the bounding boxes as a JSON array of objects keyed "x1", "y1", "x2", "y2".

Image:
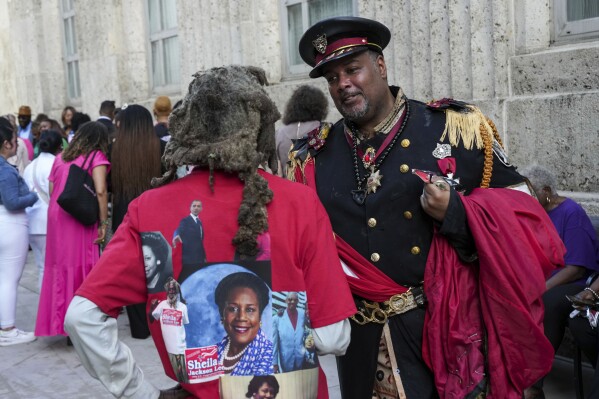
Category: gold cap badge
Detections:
[{"x1": 312, "y1": 34, "x2": 327, "y2": 54}]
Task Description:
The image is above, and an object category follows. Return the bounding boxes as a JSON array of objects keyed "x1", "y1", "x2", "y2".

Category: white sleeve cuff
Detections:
[{"x1": 312, "y1": 319, "x2": 351, "y2": 356}]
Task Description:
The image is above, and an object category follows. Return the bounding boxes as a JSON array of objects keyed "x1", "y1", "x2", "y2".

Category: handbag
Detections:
[{"x1": 57, "y1": 151, "x2": 99, "y2": 225}]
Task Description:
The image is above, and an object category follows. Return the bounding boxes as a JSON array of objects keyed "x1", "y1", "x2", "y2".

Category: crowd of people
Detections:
[
  {"x1": 0, "y1": 15, "x2": 598, "y2": 399},
  {"x1": 0, "y1": 97, "x2": 175, "y2": 347}
]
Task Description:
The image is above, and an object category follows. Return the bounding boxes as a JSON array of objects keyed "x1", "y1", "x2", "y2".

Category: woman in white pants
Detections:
[
  {"x1": 23, "y1": 130, "x2": 63, "y2": 290},
  {"x1": 0, "y1": 117, "x2": 38, "y2": 346}
]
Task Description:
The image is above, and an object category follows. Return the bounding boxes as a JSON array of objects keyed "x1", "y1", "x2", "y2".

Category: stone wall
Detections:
[{"x1": 0, "y1": 0, "x2": 597, "y2": 212}]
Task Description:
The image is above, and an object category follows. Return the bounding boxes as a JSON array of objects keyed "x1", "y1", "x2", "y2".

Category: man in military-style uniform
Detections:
[{"x1": 291, "y1": 16, "x2": 565, "y2": 398}]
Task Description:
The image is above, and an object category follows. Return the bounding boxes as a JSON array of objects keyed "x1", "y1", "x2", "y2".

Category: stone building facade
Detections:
[{"x1": 1, "y1": 0, "x2": 597, "y2": 211}]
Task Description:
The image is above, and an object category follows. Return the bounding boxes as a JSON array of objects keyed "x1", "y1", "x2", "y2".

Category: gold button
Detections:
[
  {"x1": 403, "y1": 211, "x2": 412, "y2": 219},
  {"x1": 400, "y1": 164, "x2": 409, "y2": 173},
  {"x1": 401, "y1": 139, "x2": 410, "y2": 148},
  {"x1": 367, "y1": 218, "x2": 377, "y2": 228},
  {"x1": 371, "y1": 253, "x2": 380, "y2": 262},
  {"x1": 411, "y1": 246, "x2": 421, "y2": 255}
]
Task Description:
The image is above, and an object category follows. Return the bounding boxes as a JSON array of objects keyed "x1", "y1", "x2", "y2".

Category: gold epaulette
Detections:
[
  {"x1": 286, "y1": 150, "x2": 310, "y2": 182},
  {"x1": 286, "y1": 122, "x2": 331, "y2": 183},
  {"x1": 442, "y1": 105, "x2": 491, "y2": 150},
  {"x1": 435, "y1": 102, "x2": 505, "y2": 188}
]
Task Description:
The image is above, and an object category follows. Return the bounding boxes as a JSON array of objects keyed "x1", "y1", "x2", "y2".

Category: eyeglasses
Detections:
[{"x1": 17, "y1": 115, "x2": 30, "y2": 119}]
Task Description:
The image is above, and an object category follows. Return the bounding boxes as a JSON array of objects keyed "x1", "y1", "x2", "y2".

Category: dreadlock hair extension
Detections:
[
  {"x1": 152, "y1": 65, "x2": 281, "y2": 258},
  {"x1": 62, "y1": 121, "x2": 110, "y2": 162}
]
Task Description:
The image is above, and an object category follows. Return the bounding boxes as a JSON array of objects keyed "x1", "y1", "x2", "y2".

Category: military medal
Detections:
[
  {"x1": 362, "y1": 147, "x2": 376, "y2": 169},
  {"x1": 366, "y1": 169, "x2": 383, "y2": 193},
  {"x1": 432, "y1": 143, "x2": 451, "y2": 159},
  {"x1": 347, "y1": 98, "x2": 411, "y2": 206}
]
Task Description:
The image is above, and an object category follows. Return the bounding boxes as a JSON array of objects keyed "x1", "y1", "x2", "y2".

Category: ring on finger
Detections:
[{"x1": 434, "y1": 181, "x2": 448, "y2": 191}]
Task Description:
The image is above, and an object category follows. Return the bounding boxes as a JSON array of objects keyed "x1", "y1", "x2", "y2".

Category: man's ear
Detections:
[{"x1": 376, "y1": 54, "x2": 387, "y2": 80}]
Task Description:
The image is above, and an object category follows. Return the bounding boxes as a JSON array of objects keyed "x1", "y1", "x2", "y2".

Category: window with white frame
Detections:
[
  {"x1": 281, "y1": 0, "x2": 355, "y2": 76},
  {"x1": 554, "y1": 0, "x2": 599, "y2": 42},
  {"x1": 61, "y1": 0, "x2": 81, "y2": 100},
  {"x1": 148, "y1": 0, "x2": 180, "y2": 90}
]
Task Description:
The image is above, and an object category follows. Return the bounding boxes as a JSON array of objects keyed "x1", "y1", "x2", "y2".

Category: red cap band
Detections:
[{"x1": 314, "y1": 37, "x2": 369, "y2": 65}]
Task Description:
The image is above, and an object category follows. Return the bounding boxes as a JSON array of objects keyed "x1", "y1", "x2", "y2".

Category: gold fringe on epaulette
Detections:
[
  {"x1": 441, "y1": 105, "x2": 488, "y2": 150},
  {"x1": 441, "y1": 105, "x2": 506, "y2": 188},
  {"x1": 286, "y1": 150, "x2": 301, "y2": 182},
  {"x1": 286, "y1": 150, "x2": 312, "y2": 184}
]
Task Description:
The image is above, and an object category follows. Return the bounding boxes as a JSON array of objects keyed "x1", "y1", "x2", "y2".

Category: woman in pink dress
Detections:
[{"x1": 35, "y1": 121, "x2": 110, "y2": 337}]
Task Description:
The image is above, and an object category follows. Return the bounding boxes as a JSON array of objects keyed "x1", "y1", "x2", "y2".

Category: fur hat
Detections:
[{"x1": 153, "y1": 65, "x2": 281, "y2": 258}]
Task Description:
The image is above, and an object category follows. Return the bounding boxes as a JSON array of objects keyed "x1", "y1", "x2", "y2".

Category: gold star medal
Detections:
[{"x1": 366, "y1": 169, "x2": 383, "y2": 194}]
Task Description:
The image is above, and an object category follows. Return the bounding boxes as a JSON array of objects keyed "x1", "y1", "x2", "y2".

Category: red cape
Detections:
[{"x1": 422, "y1": 188, "x2": 565, "y2": 398}]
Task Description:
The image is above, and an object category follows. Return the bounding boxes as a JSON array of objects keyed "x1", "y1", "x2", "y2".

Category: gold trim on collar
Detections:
[{"x1": 373, "y1": 88, "x2": 406, "y2": 134}]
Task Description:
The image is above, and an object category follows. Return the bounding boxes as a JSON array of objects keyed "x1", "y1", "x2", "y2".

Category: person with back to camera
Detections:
[
  {"x1": 111, "y1": 104, "x2": 163, "y2": 339},
  {"x1": 35, "y1": 121, "x2": 110, "y2": 340},
  {"x1": 23, "y1": 130, "x2": 64, "y2": 290},
  {"x1": 245, "y1": 375, "x2": 279, "y2": 399},
  {"x1": 290, "y1": 16, "x2": 566, "y2": 398},
  {"x1": 520, "y1": 164, "x2": 599, "y2": 399},
  {"x1": 214, "y1": 272, "x2": 273, "y2": 376},
  {"x1": 153, "y1": 95, "x2": 173, "y2": 146},
  {"x1": 64, "y1": 65, "x2": 356, "y2": 398},
  {"x1": 275, "y1": 85, "x2": 328, "y2": 177},
  {"x1": 0, "y1": 116, "x2": 38, "y2": 346},
  {"x1": 97, "y1": 100, "x2": 116, "y2": 136}
]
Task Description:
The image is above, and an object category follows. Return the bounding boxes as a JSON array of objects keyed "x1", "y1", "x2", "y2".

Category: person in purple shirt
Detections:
[{"x1": 521, "y1": 164, "x2": 599, "y2": 399}]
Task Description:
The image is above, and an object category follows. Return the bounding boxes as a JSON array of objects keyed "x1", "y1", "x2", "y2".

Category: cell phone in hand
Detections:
[{"x1": 566, "y1": 295, "x2": 598, "y2": 308}]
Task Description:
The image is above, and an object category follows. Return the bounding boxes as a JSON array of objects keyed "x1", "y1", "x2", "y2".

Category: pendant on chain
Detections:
[
  {"x1": 366, "y1": 168, "x2": 383, "y2": 194},
  {"x1": 362, "y1": 147, "x2": 376, "y2": 169},
  {"x1": 351, "y1": 189, "x2": 367, "y2": 205}
]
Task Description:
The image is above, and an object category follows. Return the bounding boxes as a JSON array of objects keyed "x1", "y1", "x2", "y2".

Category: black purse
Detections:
[{"x1": 57, "y1": 151, "x2": 99, "y2": 225}]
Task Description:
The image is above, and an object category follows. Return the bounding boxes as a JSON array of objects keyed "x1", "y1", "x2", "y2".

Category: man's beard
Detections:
[{"x1": 339, "y1": 93, "x2": 370, "y2": 122}]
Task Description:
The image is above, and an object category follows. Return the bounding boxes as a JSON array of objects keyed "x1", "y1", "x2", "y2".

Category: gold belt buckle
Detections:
[
  {"x1": 351, "y1": 290, "x2": 417, "y2": 325},
  {"x1": 351, "y1": 300, "x2": 388, "y2": 325},
  {"x1": 386, "y1": 292, "x2": 411, "y2": 315}
]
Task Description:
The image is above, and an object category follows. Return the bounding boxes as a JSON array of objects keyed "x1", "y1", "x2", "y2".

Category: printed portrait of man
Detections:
[
  {"x1": 173, "y1": 199, "x2": 207, "y2": 268},
  {"x1": 150, "y1": 278, "x2": 190, "y2": 383},
  {"x1": 272, "y1": 292, "x2": 316, "y2": 373}
]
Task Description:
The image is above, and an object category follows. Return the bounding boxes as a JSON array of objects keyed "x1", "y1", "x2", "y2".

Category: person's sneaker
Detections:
[{"x1": 0, "y1": 328, "x2": 36, "y2": 346}]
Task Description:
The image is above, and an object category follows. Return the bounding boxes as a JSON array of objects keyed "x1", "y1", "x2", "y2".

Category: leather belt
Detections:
[{"x1": 350, "y1": 286, "x2": 427, "y2": 325}]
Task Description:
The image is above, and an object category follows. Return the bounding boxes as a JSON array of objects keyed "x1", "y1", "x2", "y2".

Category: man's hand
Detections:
[
  {"x1": 159, "y1": 384, "x2": 190, "y2": 399},
  {"x1": 420, "y1": 176, "x2": 451, "y2": 221},
  {"x1": 172, "y1": 235, "x2": 182, "y2": 248}
]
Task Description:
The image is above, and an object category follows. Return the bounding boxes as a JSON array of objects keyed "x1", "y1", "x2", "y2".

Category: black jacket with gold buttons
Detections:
[{"x1": 310, "y1": 88, "x2": 525, "y2": 288}]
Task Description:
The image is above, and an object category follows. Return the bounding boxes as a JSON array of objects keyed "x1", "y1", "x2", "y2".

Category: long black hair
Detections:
[{"x1": 38, "y1": 130, "x2": 63, "y2": 154}]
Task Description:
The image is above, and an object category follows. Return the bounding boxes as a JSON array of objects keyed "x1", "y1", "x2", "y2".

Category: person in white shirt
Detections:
[
  {"x1": 150, "y1": 278, "x2": 189, "y2": 383},
  {"x1": 23, "y1": 130, "x2": 63, "y2": 290}
]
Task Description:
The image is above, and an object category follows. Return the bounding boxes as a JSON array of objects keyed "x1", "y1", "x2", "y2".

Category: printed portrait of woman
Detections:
[
  {"x1": 214, "y1": 272, "x2": 274, "y2": 376},
  {"x1": 245, "y1": 375, "x2": 279, "y2": 398},
  {"x1": 140, "y1": 232, "x2": 173, "y2": 293}
]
